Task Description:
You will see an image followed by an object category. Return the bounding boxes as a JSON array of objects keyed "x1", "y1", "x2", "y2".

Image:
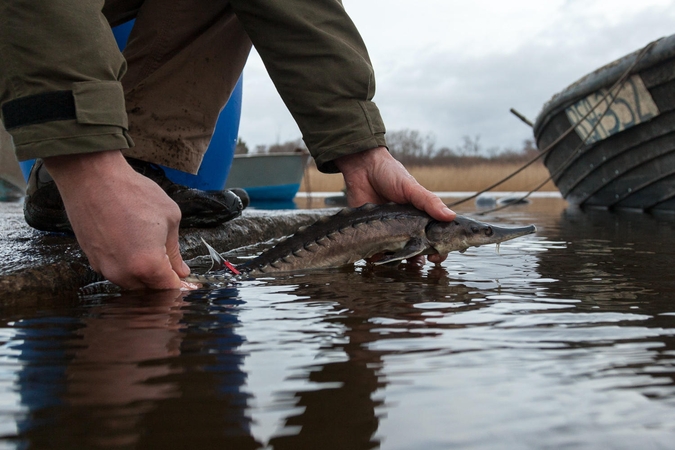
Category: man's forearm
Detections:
[{"x1": 43, "y1": 150, "x2": 128, "y2": 192}]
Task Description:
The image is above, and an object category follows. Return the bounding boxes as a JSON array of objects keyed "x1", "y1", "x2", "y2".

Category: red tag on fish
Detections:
[{"x1": 224, "y1": 260, "x2": 240, "y2": 275}]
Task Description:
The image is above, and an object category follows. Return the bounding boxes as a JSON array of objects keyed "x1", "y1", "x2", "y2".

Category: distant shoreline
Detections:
[{"x1": 300, "y1": 162, "x2": 558, "y2": 194}]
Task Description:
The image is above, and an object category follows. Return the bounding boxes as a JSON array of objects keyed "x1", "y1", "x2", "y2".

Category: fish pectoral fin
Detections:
[
  {"x1": 201, "y1": 237, "x2": 226, "y2": 271},
  {"x1": 373, "y1": 238, "x2": 426, "y2": 265}
]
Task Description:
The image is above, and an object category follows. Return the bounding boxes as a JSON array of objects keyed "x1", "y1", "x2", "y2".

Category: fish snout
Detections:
[
  {"x1": 489, "y1": 224, "x2": 537, "y2": 243},
  {"x1": 426, "y1": 216, "x2": 536, "y2": 253}
]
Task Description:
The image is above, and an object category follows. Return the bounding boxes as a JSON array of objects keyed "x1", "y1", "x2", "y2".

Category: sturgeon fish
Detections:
[
  {"x1": 79, "y1": 203, "x2": 536, "y2": 294},
  {"x1": 206, "y1": 203, "x2": 536, "y2": 278}
]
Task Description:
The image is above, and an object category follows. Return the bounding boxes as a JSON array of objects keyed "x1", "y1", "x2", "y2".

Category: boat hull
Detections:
[
  {"x1": 224, "y1": 152, "x2": 309, "y2": 202},
  {"x1": 533, "y1": 34, "x2": 675, "y2": 212}
]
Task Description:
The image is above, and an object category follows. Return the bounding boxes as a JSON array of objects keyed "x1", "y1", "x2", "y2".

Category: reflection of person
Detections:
[
  {"x1": 12, "y1": 289, "x2": 261, "y2": 448},
  {"x1": 0, "y1": 0, "x2": 455, "y2": 290}
]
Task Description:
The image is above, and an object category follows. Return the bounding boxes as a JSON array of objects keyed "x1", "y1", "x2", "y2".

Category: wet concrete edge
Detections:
[{"x1": 0, "y1": 201, "x2": 333, "y2": 304}]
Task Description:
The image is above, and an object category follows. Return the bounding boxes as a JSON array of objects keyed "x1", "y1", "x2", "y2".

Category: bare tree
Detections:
[
  {"x1": 243, "y1": 133, "x2": 541, "y2": 166},
  {"x1": 235, "y1": 137, "x2": 249, "y2": 154},
  {"x1": 267, "y1": 138, "x2": 306, "y2": 153},
  {"x1": 386, "y1": 129, "x2": 436, "y2": 165}
]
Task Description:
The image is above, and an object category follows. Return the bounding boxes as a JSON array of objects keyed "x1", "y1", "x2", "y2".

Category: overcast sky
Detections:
[{"x1": 238, "y1": 0, "x2": 675, "y2": 154}]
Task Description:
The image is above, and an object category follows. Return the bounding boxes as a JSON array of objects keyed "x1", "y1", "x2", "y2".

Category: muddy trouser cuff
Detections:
[
  {"x1": 4, "y1": 81, "x2": 133, "y2": 161},
  {"x1": 111, "y1": 1, "x2": 252, "y2": 174}
]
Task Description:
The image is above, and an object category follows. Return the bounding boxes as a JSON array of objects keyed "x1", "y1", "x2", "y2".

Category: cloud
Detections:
[{"x1": 238, "y1": 0, "x2": 675, "y2": 154}]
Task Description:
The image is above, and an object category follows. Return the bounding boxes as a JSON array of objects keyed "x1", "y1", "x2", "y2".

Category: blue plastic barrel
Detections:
[{"x1": 20, "y1": 19, "x2": 240, "y2": 191}]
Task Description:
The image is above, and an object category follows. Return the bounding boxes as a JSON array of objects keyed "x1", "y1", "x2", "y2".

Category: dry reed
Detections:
[{"x1": 300, "y1": 161, "x2": 557, "y2": 193}]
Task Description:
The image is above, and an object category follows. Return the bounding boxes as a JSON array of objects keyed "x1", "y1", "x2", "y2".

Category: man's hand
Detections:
[
  {"x1": 334, "y1": 146, "x2": 456, "y2": 264},
  {"x1": 44, "y1": 150, "x2": 190, "y2": 290}
]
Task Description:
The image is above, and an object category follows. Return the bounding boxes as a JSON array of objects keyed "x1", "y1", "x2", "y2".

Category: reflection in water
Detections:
[
  {"x1": 1, "y1": 198, "x2": 675, "y2": 448},
  {"x1": 4, "y1": 288, "x2": 261, "y2": 449},
  {"x1": 258, "y1": 265, "x2": 493, "y2": 450}
]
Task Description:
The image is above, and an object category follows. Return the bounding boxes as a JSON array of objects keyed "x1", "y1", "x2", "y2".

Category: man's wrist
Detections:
[
  {"x1": 334, "y1": 146, "x2": 388, "y2": 174},
  {"x1": 43, "y1": 150, "x2": 128, "y2": 191}
]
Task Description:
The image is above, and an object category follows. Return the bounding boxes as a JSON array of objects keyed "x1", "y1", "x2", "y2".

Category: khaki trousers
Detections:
[{"x1": 0, "y1": 0, "x2": 385, "y2": 174}]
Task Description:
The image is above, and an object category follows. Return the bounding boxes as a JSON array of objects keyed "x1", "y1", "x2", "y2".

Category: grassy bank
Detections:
[{"x1": 300, "y1": 161, "x2": 557, "y2": 193}]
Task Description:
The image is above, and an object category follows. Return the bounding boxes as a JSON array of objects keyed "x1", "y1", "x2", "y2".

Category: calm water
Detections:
[{"x1": 2, "y1": 198, "x2": 675, "y2": 449}]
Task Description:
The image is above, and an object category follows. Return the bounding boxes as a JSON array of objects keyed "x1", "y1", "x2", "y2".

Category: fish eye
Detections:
[{"x1": 471, "y1": 226, "x2": 479, "y2": 234}]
